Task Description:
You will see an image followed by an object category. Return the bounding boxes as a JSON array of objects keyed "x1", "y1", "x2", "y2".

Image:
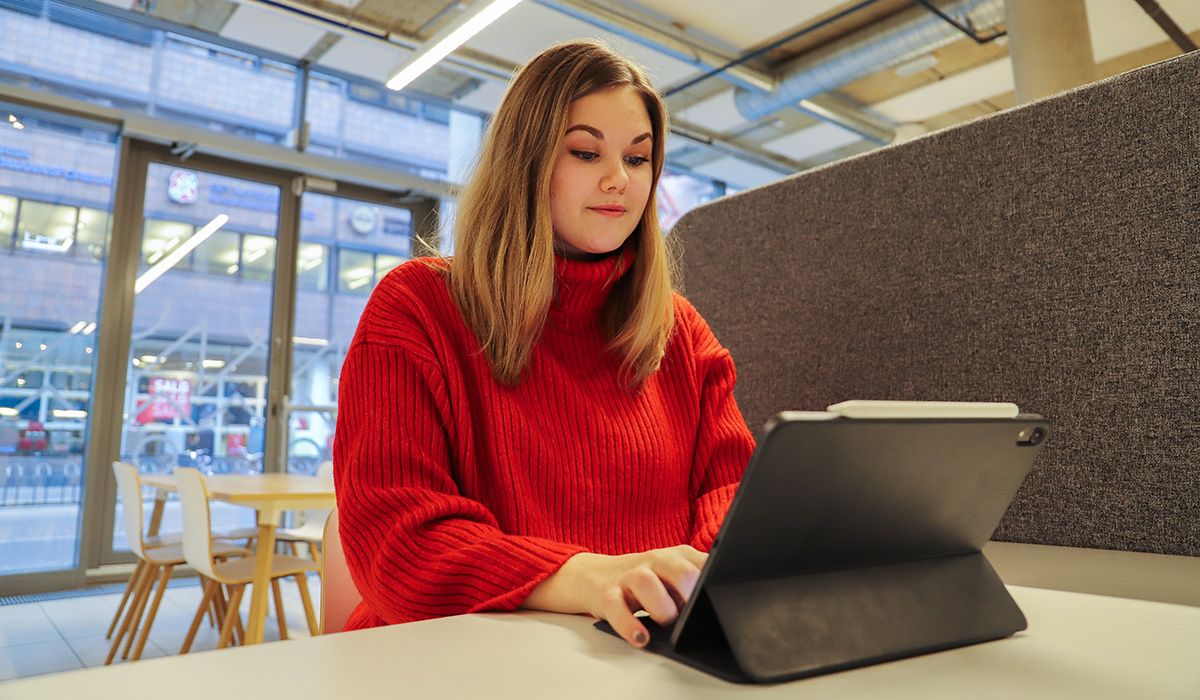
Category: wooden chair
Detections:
[
  {"x1": 319, "y1": 507, "x2": 362, "y2": 634},
  {"x1": 175, "y1": 467, "x2": 320, "y2": 651},
  {"x1": 105, "y1": 462, "x2": 258, "y2": 647},
  {"x1": 107, "y1": 462, "x2": 249, "y2": 664}
]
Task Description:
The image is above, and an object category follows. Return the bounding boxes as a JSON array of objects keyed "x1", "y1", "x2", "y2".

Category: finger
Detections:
[
  {"x1": 673, "y1": 545, "x2": 708, "y2": 569},
  {"x1": 644, "y1": 550, "x2": 704, "y2": 608},
  {"x1": 600, "y1": 587, "x2": 649, "y2": 647},
  {"x1": 624, "y1": 567, "x2": 681, "y2": 627}
]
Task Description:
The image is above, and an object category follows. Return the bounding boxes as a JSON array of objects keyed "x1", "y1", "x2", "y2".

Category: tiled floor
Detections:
[{"x1": 0, "y1": 573, "x2": 321, "y2": 681}]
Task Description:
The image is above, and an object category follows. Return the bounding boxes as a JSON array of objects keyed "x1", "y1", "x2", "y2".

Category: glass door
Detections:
[
  {"x1": 91, "y1": 143, "x2": 300, "y2": 566},
  {"x1": 0, "y1": 102, "x2": 119, "y2": 592},
  {"x1": 285, "y1": 187, "x2": 427, "y2": 474}
]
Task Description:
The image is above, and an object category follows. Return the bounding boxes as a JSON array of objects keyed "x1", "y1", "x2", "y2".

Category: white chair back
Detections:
[
  {"x1": 112, "y1": 462, "x2": 149, "y2": 559},
  {"x1": 320, "y1": 508, "x2": 362, "y2": 634},
  {"x1": 173, "y1": 467, "x2": 220, "y2": 580}
]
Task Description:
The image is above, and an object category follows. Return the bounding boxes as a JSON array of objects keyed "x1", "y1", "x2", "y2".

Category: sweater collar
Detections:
[{"x1": 551, "y1": 248, "x2": 633, "y2": 320}]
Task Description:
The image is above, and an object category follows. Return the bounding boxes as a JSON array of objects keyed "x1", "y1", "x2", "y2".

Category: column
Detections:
[{"x1": 1004, "y1": 0, "x2": 1097, "y2": 103}]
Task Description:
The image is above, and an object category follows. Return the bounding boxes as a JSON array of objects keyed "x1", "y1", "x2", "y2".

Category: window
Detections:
[
  {"x1": 193, "y1": 229, "x2": 240, "y2": 276},
  {"x1": 296, "y1": 242, "x2": 328, "y2": 290},
  {"x1": 240, "y1": 234, "x2": 275, "y2": 281},
  {"x1": 75, "y1": 207, "x2": 109, "y2": 261},
  {"x1": 142, "y1": 219, "x2": 193, "y2": 267},
  {"x1": 337, "y1": 249, "x2": 373, "y2": 294},
  {"x1": 0, "y1": 194, "x2": 16, "y2": 246},
  {"x1": 16, "y1": 200, "x2": 77, "y2": 255}
]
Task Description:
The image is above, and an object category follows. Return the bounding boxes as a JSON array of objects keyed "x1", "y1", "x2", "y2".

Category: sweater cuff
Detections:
[{"x1": 473, "y1": 536, "x2": 590, "y2": 613}]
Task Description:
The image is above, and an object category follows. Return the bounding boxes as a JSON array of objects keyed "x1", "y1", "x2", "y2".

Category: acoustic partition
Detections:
[{"x1": 675, "y1": 51, "x2": 1200, "y2": 558}]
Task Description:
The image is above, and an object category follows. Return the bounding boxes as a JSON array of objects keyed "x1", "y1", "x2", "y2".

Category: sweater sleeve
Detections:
[
  {"x1": 678, "y1": 301, "x2": 756, "y2": 551},
  {"x1": 334, "y1": 299, "x2": 585, "y2": 628}
]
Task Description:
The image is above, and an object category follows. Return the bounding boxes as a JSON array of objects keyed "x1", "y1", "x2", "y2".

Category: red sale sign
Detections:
[{"x1": 137, "y1": 377, "x2": 192, "y2": 423}]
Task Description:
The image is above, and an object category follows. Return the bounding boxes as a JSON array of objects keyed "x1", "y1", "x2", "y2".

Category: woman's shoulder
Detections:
[
  {"x1": 668, "y1": 291, "x2": 725, "y2": 355},
  {"x1": 669, "y1": 291, "x2": 709, "y2": 334},
  {"x1": 355, "y1": 257, "x2": 457, "y2": 346}
]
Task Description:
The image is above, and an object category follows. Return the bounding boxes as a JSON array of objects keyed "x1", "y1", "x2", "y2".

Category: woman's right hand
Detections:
[{"x1": 521, "y1": 545, "x2": 708, "y2": 647}]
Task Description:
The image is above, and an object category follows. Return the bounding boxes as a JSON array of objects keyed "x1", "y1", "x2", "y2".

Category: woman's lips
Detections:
[{"x1": 589, "y1": 205, "x2": 626, "y2": 218}]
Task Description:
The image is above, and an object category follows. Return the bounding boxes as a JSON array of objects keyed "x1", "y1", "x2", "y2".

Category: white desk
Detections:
[{"x1": 3, "y1": 586, "x2": 1198, "y2": 700}]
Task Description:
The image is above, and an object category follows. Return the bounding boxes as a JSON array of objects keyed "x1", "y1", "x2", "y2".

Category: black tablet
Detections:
[{"x1": 601, "y1": 404, "x2": 1050, "y2": 684}]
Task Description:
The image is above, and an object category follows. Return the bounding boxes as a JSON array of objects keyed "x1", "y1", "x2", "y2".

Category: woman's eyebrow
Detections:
[
  {"x1": 565, "y1": 125, "x2": 653, "y2": 146},
  {"x1": 565, "y1": 124, "x2": 603, "y2": 139}
]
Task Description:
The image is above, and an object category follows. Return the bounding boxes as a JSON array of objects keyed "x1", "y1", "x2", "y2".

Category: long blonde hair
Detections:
[{"x1": 448, "y1": 40, "x2": 674, "y2": 388}]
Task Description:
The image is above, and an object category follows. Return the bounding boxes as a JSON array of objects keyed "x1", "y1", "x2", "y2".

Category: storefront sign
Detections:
[
  {"x1": 350, "y1": 204, "x2": 378, "y2": 234},
  {"x1": 167, "y1": 170, "x2": 199, "y2": 204},
  {"x1": 136, "y1": 377, "x2": 193, "y2": 423},
  {"x1": 0, "y1": 144, "x2": 113, "y2": 186}
]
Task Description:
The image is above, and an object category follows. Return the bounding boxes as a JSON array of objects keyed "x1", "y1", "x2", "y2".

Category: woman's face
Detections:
[{"x1": 549, "y1": 85, "x2": 654, "y2": 259}]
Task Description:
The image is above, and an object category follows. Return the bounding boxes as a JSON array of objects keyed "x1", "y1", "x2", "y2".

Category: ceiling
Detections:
[{"x1": 91, "y1": 0, "x2": 1200, "y2": 189}]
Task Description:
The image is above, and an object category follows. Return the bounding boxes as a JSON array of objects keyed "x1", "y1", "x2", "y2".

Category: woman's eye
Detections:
[
  {"x1": 570, "y1": 150, "x2": 598, "y2": 161},
  {"x1": 626, "y1": 156, "x2": 649, "y2": 166}
]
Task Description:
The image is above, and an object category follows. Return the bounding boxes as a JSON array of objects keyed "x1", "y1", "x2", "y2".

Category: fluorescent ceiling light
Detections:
[
  {"x1": 135, "y1": 214, "x2": 229, "y2": 294},
  {"x1": 70, "y1": 321, "x2": 87, "y2": 334},
  {"x1": 293, "y1": 336, "x2": 329, "y2": 346},
  {"x1": 386, "y1": 0, "x2": 523, "y2": 92},
  {"x1": 0, "y1": 407, "x2": 17, "y2": 417},
  {"x1": 53, "y1": 409, "x2": 87, "y2": 418}
]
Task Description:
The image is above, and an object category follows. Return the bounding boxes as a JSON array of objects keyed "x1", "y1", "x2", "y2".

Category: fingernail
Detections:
[{"x1": 634, "y1": 630, "x2": 648, "y2": 646}]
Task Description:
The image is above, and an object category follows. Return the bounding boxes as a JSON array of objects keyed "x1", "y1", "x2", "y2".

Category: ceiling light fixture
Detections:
[
  {"x1": 135, "y1": 214, "x2": 229, "y2": 294},
  {"x1": 386, "y1": 0, "x2": 523, "y2": 93},
  {"x1": 894, "y1": 54, "x2": 939, "y2": 78}
]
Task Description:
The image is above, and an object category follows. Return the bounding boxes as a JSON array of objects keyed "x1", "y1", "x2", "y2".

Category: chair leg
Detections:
[
  {"x1": 181, "y1": 579, "x2": 220, "y2": 654},
  {"x1": 131, "y1": 564, "x2": 173, "y2": 661},
  {"x1": 294, "y1": 572, "x2": 318, "y2": 637},
  {"x1": 106, "y1": 560, "x2": 146, "y2": 639},
  {"x1": 219, "y1": 583, "x2": 246, "y2": 646},
  {"x1": 218, "y1": 584, "x2": 246, "y2": 649},
  {"x1": 271, "y1": 579, "x2": 288, "y2": 641},
  {"x1": 117, "y1": 564, "x2": 157, "y2": 662},
  {"x1": 106, "y1": 562, "x2": 156, "y2": 665}
]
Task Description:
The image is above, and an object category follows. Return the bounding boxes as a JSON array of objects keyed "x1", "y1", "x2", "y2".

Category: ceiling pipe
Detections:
[
  {"x1": 1131, "y1": 0, "x2": 1198, "y2": 53},
  {"x1": 734, "y1": 0, "x2": 1005, "y2": 122},
  {"x1": 533, "y1": 0, "x2": 895, "y2": 143}
]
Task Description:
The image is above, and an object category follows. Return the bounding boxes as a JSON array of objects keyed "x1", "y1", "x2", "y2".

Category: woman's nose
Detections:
[{"x1": 600, "y1": 158, "x2": 628, "y2": 192}]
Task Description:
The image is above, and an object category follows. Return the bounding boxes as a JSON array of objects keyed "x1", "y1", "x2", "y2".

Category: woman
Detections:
[{"x1": 334, "y1": 40, "x2": 755, "y2": 648}]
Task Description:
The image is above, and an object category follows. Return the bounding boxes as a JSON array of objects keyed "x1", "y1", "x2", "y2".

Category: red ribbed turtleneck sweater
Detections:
[{"x1": 333, "y1": 252, "x2": 754, "y2": 630}]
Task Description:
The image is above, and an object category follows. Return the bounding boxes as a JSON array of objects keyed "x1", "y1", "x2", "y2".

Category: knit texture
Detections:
[{"x1": 334, "y1": 252, "x2": 755, "y2": 630}]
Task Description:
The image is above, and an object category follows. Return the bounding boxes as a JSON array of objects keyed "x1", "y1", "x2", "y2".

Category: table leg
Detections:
[
  {"x1": 244, "y1": 519, "x2": 277, "y2": 644},
  {"x1": 147, "y1": 491, "x2": 167, "y2": 537}
]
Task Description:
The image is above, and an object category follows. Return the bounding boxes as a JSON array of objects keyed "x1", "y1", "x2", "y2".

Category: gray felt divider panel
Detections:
[{"x1": 675, "y1": 52, "x2": 1199, "y2": 557}]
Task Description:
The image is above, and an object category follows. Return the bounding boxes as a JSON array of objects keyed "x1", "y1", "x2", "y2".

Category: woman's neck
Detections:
[{"x1": 553, "y1": 238, "x2": 625, "y2": 262}]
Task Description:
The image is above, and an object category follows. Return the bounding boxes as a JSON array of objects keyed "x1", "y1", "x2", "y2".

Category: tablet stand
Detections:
[{"x1": 669, "y1": 551, "x2": 1025, "y2": 683}]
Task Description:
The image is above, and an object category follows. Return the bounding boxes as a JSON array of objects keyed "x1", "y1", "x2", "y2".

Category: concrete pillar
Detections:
[{"x1": 1004, "y1": 0, "x2": 1097, "y2": 103}]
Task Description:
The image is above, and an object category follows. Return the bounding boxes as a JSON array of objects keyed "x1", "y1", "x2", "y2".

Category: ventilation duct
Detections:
[{"x1": 734, "y1": 0, "x2": 1006, "y2": 122}]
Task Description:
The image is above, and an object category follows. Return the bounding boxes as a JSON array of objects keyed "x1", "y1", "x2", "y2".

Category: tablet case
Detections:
[{"x1": 600, "y1": 413, "x2": 1050, "y2": 684}]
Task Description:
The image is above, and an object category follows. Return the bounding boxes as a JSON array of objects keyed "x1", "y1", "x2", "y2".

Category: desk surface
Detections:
[
  {"x1": 3, "y1": 586, "x2": 1198, "y2": 700},
  {"x1": 141, "y1": 473, "x2": 334, "y2": 504}
]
